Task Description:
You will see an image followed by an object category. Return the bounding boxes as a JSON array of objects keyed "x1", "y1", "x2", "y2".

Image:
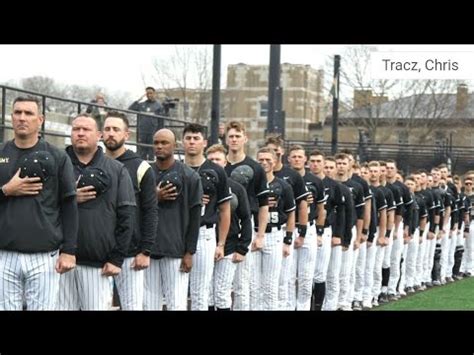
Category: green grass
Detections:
[{"x1": 375, "y1": 277, "x2": 474, "y2": 310}]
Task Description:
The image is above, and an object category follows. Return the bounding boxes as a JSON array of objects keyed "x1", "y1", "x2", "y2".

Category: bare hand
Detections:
[
  {"x1": 202, "y1": 194, "x2": 210, "y2": 206},
  {"x1": 3, "y1": 168, "x2": 42, "y2": 196},
  {"x1": 215, "y1": 245, "x2": 224, "y2": 261},
  {"x1": 180, "y1": 253, "x2": 193, "y2": 273},
  {"x1": 307, "y1": 194, "x2": 314, "y2": 205},
  {"x1": 232, "y1": 252, "x2": 245, "y2": 263},
  {"x1": 157, "y1": 182, "x2": 178, "y2": 202},
  {"x1": 55, "y1": 253, "x2": 76, "y2": 274},
  {"x1": 316, "y1": 236, "x2": 323, "y2": 247},
  {"x1": 268, "y1": 197, "x2": 277, "y2": 208},
  {"x1": 283, "y1": 244, "x2": 291, "y2": 257},
  {"x1": 251, "y1": 237, "x2": 264, "y2": 251},
  {"x1": 427, "y1": 231, "x2": 435, "y2": 240},
  {"x1": 331, "y1": 237, "x2": 341, "y2": 247},
  {"x1": 353, "y1": 239, "x2": 360, "y2": 250},
  {"x1": 294, "y1": 236, "x2": 304, "y2": 249},
  {"x1": 102, "y1": 262, "x2": 121, "y2": 276},
  {"x1": 76, "y1": 185, "x2": 96, "y2": 204},
  {"x1": 131, "y1": 253, "x2": 150, "y2": 270}
]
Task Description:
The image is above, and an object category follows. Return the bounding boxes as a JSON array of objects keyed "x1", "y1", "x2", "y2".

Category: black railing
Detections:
[
  {"x1": 0, "y1": 85, "x2": 201, "y2": 158},
  {"x1": 285, "y1": 140, "x2": 474, "y2": 174}
]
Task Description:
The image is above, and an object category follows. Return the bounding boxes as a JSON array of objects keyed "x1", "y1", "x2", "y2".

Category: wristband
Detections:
[
  {"x1": 297, "y1": 224, "x2": 307, "y2": 238},
  {"x1": 316, "y1": 225, "x2": 324, "y2": 237},
  {"x1": 465, "y1": 227, "x2": 470, "y2": 233},
  {"x1": 419, "y1": 230, "x2": 424, "y2": 235},
  {"x1": 385, "y1": 229, "x2": 391, "y2": 238},
  {"x1": 362, "y1": 228, "x2": 368, "y2": 235},
  {"x1": 284, "y1": 231, "x2": 293, "y2": 245}
]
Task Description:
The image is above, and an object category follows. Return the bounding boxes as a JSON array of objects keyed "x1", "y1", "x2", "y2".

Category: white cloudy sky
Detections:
[{"x1": 0, "y1": 44, "x2": 473, "y2": 98}]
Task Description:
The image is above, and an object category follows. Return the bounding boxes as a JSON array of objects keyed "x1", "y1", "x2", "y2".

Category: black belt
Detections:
[{"x1": 201, "y1": 224, "x2": 215, "y2": 229}]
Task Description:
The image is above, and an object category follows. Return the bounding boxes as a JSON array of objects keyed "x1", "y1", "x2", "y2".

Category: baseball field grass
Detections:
[{"x1": 375, "y1": 276, "x2": 474, "y2": 310}]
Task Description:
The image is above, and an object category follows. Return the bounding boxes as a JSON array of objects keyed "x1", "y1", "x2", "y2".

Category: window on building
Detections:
[
  {"x1": 259, "y1": 101, "x2": 268, "y2": 117},
  {"x1": 398, "y1": 131, "x2": 409, "y2": 145}
]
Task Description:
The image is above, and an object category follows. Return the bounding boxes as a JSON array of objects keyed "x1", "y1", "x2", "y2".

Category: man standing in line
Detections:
[
  {"x1": 144, "y1": 129, "x2": 202, "y2": 310},
  {"x1": 58, "y1": 114, "x2": 135, "y2": 310},
  {"x1": 0, "y1": 96, "x2": 78, "y2": 310},
  {"x1": 102, "y1": 111, "x2": 158, "y2": 310},
  {"x1": 224, "y1": 121, "x2": 269, "y2": 310},
  {"x1": 182, "y1": 124, "x2": 231, "y2": 310}
]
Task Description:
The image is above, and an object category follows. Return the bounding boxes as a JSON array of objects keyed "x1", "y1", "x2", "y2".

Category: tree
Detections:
[
  {"x1": 150, "y1": 45, "x2": 212, "y2": 124},
  {"x1": 329, "y1": 46, "x2": 462, "y2": 145}
]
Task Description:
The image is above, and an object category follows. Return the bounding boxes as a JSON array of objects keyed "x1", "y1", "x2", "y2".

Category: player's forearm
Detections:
[
  {"x1": 297, "y1": 199, "x2": 308, "y2": 227},
  {"x1": 60, "y1": 195, "x2": 79, "y2": 255},
  {"x1": 316, "y1": 203, "x2": 326, "y2": 228},
  {"x1": 257, "y1": 205, "x2": 269, "y2": 238},
  {"x1": 217, "y1": 201, "x2": 231, "y2": 245},
  {"x1": 378, "y1": 209, "x2": 387, "y2": 240},
  {"x1": 387, "y1": 210, "x2": 395, "y2": 232},
  {"x1": 363, "y1": 198, "x2": 371, "y2": 230}
]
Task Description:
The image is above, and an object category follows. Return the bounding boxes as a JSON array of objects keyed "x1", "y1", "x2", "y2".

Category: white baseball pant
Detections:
[
  {"x1": 0, "y1": 250, "x2": 60, "y2": 310},
  {"x1": 337, "y1": 226, "x2": 356, "y2": 309},
  {"x1": 321, "y1": 244, "x2": 342, "y2": 311},
  {"x1": 209, "y1": 255, "x2": 237, "y2": 309},
  {"x1": 114, "y1": 257, "x2": 144, "y2": 310}
]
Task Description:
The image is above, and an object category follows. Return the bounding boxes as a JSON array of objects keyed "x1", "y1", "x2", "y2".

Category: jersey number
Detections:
[{"x1": 268, "y1": 211, "x2": 279, "y2": 224}]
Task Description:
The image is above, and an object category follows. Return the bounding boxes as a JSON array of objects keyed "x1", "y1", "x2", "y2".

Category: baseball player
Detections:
[
  {"x1": 182, "y1": 124, "x2": 231, "y2": 310},
  {"x1": 321, "y1": 156, "x2": 351, "y2": 311},
  {"x1": 206, "y1": 144, "x2": 252, "y2": 310},
  {"x1": 224, "y1": 121, "x2": 269, "y2": 310},
  {"x1": 308, "y1": 152, "x2": 345, "y2": 311},
  {"x1": 144, "y1": 129, "x2": 202, "y2": 310},
  {"x1": 264, "y1": 136, "x2": 310, "y2": 310},
  {"x1": 58, "y1": 114, "x2": 136, "y2": 310},
  {"x1": 102, "y1": 111, "x2": 158, "y2": 310},
  {"x1": 335, "y1": 153, "x2": 365, "y2": 311},
  {"x1": 287, "y1": 145, "x2": 326, "y2": 310},
  {"x1": 0, "y1": 96, "x2": 78, "y2": 310},
  {"x1": 253, "y1": 147, "x2": 295, "y2": 310}
]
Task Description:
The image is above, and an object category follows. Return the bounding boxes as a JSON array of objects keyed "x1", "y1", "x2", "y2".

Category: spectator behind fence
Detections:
[
  {"x1": 128, "y1": 87, "x2": 163, "y2": 161},
  {"x1": 86, "y1": 93, "x2": 109, "y2": 129}
]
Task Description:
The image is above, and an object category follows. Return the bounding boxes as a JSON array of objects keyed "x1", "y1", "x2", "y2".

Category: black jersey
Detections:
[
  {"x1": 225, "y1": 156, "x2": 269, "y2": 216},
  {"x1": 368, "y1": 185, "x2": 388, "y2": 242},
  {"x1": 0, "y1": 139, "x2": 78, "y2": 254},
  {"x1": 152, "y1": 160, "x2": 203, "y2": 258},
  {"x1": 67, "y1": 146, "x2": 136, "y2": 267},
  {"x1": 116, "y1": 150, "x2": 158, "y2": 257},
  {"x1": 255, "y1": 177, "x2": 295, "y2": 230},
  {"x1": 189, "y1": 159, "x2": 232, "y2": 227}
]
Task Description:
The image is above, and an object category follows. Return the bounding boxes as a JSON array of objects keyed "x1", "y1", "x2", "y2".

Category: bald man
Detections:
[{"x1": 143, "y1": 129, "x2": 203, "y2": 310}]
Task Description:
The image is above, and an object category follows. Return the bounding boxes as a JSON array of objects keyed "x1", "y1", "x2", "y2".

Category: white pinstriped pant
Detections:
[
  {"x1": 322, "y1": 244, "x2": 342, "y2": 311},
  {"x1": 114, "y1": 257, "x2": 144, "y2": 310},
  {"x1": 415, "y1": 228, "x2": 428, "y2": 287},
  {"x1": 250, "y1": 228, "x2": 283, "y2": 310},
  {"x1": 353, "y1": 241, "x2": 366, "y2": 302},
  {"x1": 362, "y1": 237, "x2": 377, "y2": 304},
  {"x1": 0, "y1": 249, "x2": 60, "y2": 310},
  {"x1": 313, "y1": 227, "x2": 332, "y2": 283},
  {"x1": 190, "y1": 226, "x2": 216, "y2": 310},
  {"x1": 232, "y1": 219, "x2": 255, "y2": 311},
  {"x1": 405, "y1": 228, "x2": 420, "y2": 288},
  {"x1": 440, "y1": 218, "x2": 452, "y2": 281},
  {"x1": 337, "y1": 227, "x2": 356, "y2": 309},
  {"x1": 461, "y1": 221, "x2": 474, "y2": 274},
  {"x1": 388, "y1": 223, "x2": 404, "y2": 295},
  {"x1": 144, "y1": 257, "x2": 189, "y2": 310},
  {"x1": 289, "y1": 224, "x2": 318, "y2": 310},
  {"x1": 347, "y1": 242, "x2": 360, "y2": 305},
  {"x1": 447, "y1": 228, "x2": 459, "y2": 278},
  {"x1": 278, "y1": 228, "x2": 293, "y2": 310},
  {"x1": 209, "y1": 255, "x2": 237, "y2": 309},
  {"x1": 57, "y1": 265, "x2": 113, "y2": 310},
  {"x1": 372, "y1": 241, "x2": 388, "y2": 299}
]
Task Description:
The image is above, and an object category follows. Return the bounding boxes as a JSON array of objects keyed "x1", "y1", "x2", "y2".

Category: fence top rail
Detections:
[{"x1": 0, "y1": 84, "x2": 192, "y2": 126}]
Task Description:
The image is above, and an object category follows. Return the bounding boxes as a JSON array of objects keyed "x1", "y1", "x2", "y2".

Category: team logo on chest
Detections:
[{"x1": 0, "y1": 157, "x2": 9, "y2": 164}]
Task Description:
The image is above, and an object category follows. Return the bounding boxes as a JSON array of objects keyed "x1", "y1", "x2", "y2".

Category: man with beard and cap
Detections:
[
  {"x1": 58, "y1": 113, "x2": 135, "y2": 310},
  {"x1": 102, "y1": 111, "x2": 158, "y2": 310},
  {"x1": 145, "y1": 128, "x2": 202, "y2": 310}
]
